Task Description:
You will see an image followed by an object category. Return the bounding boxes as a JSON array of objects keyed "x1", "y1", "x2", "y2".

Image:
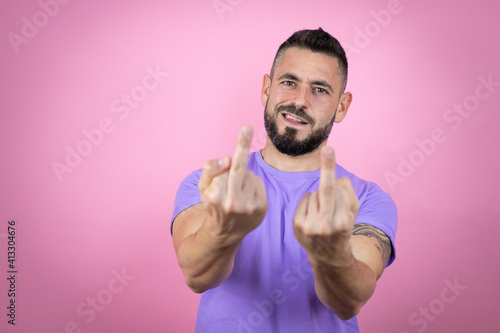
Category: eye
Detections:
[
  {"x1": 282, "y1": 80, "x2": 295, "y2": 86},
  {"x1": 314, "y1": 87, "x2": 327, "y2": 94}
]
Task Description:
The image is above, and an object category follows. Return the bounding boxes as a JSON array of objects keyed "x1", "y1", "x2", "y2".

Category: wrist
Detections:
[
  {"x1": 308, "y1": 241, "x2": 356, "y2": 270},
  {"x1": 201, "y1": 206, "x2": 245, "y2": 249}
]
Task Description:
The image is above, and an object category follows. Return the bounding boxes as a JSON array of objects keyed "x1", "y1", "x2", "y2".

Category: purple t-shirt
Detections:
[{"x1": 171, "y1": 151, "x2": 398, "y2": 333}]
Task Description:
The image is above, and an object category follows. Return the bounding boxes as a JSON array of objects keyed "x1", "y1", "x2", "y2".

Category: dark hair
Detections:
[{"x1": 270, "y1": 28, "x2": 348, "y2": 93}]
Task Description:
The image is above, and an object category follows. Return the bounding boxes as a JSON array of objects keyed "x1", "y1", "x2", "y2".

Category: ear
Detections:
[
  {"x1": 261, "y1": 74, "x2": 271, "y2": 107},
  {"x1": 333, "y1": 92, "x2": 352, "y2": 123}
]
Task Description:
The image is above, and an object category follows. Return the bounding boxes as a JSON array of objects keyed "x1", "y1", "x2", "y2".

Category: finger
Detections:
[
  {"x1": 207, "y1": 172, "x2": 229, "y2": 203},
  {"x1": 253, "y1": 175, "x2": 268, "y2": 213},
  {"x1": 319, "y1": 146, "x2": 336, "y2": 216},
  {"x1": 332, "y1": 182, "x2": 355, "y2": 235},
  {"x1": 248, "y1": 173, "x2": 267, "y2": 214},
  {"x1": 337, "y1": 177, "x2": 360, "y2": 217},
  {"x1": 307, "y1": 191, "x2": 321, "y2": 233},
  {"x1": 236, "y1": 171, "x2": 256, "y2": 212},
  {"x1": 294, "y1": 192, "x2": 311, "y2": 227},
  {"x1": 228, "y1": 126, "x2": 253, "y2": 195},
  {"x1": 198, "y1": 156, "x2": 230, "y2": 194},
  {"x1": 308, "y1": 191, "x2": 320, "y2": 214}
]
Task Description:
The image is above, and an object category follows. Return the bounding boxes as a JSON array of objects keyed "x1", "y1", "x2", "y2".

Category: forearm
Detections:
[
  {"x1": 309, "y1": 248, "x2": 376, "y2": 320},
  {"x1": 176, "y1": 216, "x2": 243, "y2": 293},
  {"x1": 174, "y1": 127, "x2": 267, "y2": 293}
]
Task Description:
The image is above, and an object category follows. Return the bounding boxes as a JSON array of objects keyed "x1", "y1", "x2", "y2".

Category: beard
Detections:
[{"x1": 264, "y1": 102, "x2": 336, "y2": 157}]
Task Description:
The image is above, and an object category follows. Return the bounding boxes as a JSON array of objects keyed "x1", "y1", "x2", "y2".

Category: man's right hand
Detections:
[{"x1": 198, "y1": 126, "x2": 268, "y2": 246}]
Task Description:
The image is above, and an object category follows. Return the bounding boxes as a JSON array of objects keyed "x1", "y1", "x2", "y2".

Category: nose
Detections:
[{"x1": 290, "y1": 86, "x2": 310, "y2": 109}]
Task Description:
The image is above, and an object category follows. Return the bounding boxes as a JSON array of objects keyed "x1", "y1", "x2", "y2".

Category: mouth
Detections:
[{"x1": 281, "y1": 112, "x2": 308, "y2": 125}]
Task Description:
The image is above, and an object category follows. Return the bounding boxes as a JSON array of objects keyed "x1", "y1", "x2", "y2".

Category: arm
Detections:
[
  {"x1": 307, "y1": 223, "x2": 391, "y2": 320},
  {"x1": 172, "y1": 126, "x2": 268, "y2": 293},
  {"x1": 293, "y1": 147, "x2": 392, "y2": 320}
]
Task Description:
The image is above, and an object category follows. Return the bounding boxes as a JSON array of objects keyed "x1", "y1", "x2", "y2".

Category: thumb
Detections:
[{"x1": 198, "y1": 156, "x2": 231, "y2": 193}]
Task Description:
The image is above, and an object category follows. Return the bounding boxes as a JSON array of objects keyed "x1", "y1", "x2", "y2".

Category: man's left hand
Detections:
[{"x1": 293, "y1": 146, "x2": 360, "y2": 266}]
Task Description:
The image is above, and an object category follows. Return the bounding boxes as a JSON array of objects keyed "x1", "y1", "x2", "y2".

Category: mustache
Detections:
[{"x1": 275, "y1": 104, "x2": 314, "y2": 125}]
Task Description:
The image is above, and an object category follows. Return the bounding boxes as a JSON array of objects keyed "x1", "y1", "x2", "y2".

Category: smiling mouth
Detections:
[{"x1": 282, "y1": 112, "x2": 308, "y2": 124}]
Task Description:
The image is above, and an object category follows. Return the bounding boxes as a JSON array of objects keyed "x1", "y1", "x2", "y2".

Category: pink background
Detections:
[{"x1": 1, "y1": 0, "x2": 499, "y2": 332}]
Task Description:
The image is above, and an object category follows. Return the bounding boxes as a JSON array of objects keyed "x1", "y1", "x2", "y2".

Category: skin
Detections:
[
  {"x1": 172, "y1": 46, "x2": 392, "y2": 321},
  {"x1": 260, "y1": 47, "x2": 351, "y2": 171}
]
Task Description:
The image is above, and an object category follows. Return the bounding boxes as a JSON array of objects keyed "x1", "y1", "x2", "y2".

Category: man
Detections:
[{"x1": 171, "y1": 28, "x2": 397, "y2": 332}]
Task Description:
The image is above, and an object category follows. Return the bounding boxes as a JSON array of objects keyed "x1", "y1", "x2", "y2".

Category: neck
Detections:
[{"x1": 260, "y1": 137, "x2": 326, "y2": 172}]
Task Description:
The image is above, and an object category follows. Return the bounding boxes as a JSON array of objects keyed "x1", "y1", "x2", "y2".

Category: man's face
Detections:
[{"x1": 262, "y1": 47, "x2": 348, "y2": 156}]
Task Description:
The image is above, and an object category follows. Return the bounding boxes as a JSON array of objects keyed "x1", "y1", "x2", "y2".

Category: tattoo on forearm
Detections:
[{"x1": 352, "y1": 223, "x2": 392, "y2": 268}]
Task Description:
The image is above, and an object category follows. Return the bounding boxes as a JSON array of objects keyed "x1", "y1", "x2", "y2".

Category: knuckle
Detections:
[
  {"x1": 338, "y1": 176, "x2": 351, "y2": 184},
  {"x1": 257, "y1": 199, "x2": 268, "y2": 214},
  {"x1": 244, "y1": 171, "x2": 253, "y2": 182},
  {"x1": 320, "y1": 216, "x2": 332, "y2": 230},
  {"x1": 223, "y1": 198, "x2": 236, "y2": 213},
  {"x1": 321, "y1": 185, "x2": 335, "y2": 194},
  {"x1": 353, "y1": 200, "x2": 360, "y2": 213},
  {"x1": 203, "y1": 159, "x2": 215, "y2": 170},
  {"x1": 230, "y1": 162, "x2": 244, "y2": 174},
  {"x1": 333, "y1": 217, "x2": 352, "y2": 235},
  {"x1": 244, "y1": 200, "x2": 256, "y2": 213},
  {"x1": 226, "y1": 198, "x2": 245, "y2": 215},
  {"x1": 308, "y1": 191, "x2": 318, "y2": 205},
  {"x1": 298, "y1": 221, "x2": 314, "y2": 236},
  {"x1": 238, "y1": 133, "x2": 251, "y2": 147},
  {"x1": 247, "y1": 196, "x2": 267, "y2": 215}
]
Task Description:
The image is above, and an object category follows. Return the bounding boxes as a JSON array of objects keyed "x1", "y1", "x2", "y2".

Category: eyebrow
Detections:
[
  {"x1": 310, "y1": 79, "x2": 333, "y2": 93},
  {"x1": 277, "y1": 72, "x2": 334, "y2": 93},
  {"x1": 278, "y1": 73, "x2": 300, "y2": 82}
]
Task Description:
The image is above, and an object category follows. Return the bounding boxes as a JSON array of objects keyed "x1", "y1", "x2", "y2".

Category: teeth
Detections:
[{"x1": 285, "y1": 114, "x2": 305, "y2": 123}]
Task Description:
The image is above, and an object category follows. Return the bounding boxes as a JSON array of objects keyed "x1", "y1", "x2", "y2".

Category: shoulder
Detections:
[
  {"x1": 171, "y1": 168, "x2": 204, "y2": 234},
  {"x1": 247, "y1": 151, "x2": 260, "y2": 171},
  {"x1": 337, "y1": 164, "x2": 398, "y2": 266},
  {"x1": 336, "y1": 164, "x2": 394, "y2": 206}
]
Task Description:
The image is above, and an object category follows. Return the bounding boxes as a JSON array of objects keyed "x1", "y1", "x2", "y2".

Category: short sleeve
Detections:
[
  {"x1": 354, "y1": 181, "x2": 398, "y2": 267},
  {"x1": 170, "y1": 169, "x2": 203, "y2": 235}
]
